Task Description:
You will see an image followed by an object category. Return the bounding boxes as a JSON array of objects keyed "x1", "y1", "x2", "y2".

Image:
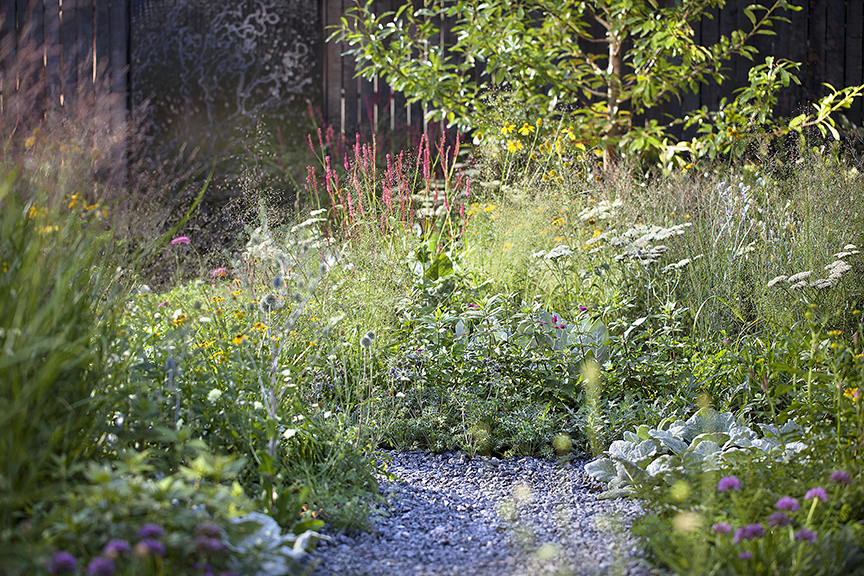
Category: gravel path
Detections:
[{"x1": 306, "y1": 451, "x2": 661, "y2": 576}]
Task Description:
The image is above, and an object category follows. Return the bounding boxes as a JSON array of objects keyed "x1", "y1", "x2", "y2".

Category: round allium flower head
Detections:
[
  {"x1": 171, "y1": 236, "x2": 191, "y2": 246},
  {"x1": 195, "y1": 536, "x2": 227, "y2": 555},
  {"x1": 86, "y1": 556, "x2": 115, "y2": 576},
  {"x1": 830, "y1": 470, "x2": 851, "y2": 485},
  {"x1": 47, "y1": 551, "x2": 78, "y2": 575},
  {"x1": 776, "y1": 496, "x2": 799, "y2": 511},
  {"x1": 718, "y1": 476, "x2": 741, "y2": 492},
  {"x1": 134, "y1": 538, "x2": 166, "y2": 558},
  {"x1": 272, "y1": 276, "x2": 283, "y2": 289},
  {"x1": 738, "y1": 552, "x2": 752, "y2": 560},
  {"x1": 360, "y1": 335, "x2": 372, "y2": 349},
  {"x1": 795, "y1": 529, "x2": 818, "y2": 543},
  {"x1": 805, "y1": 486, "x2": 828, "y2": 502},
  {"x1": 733, "y1": 523, "x2": 764, "y2": 543},
  {"x1": 195, "y1": 522, "x2": 222, "y2": 539},
  {"x1": 768, "y1": 512, "x2": 791, "y2": 527},
  {"x1": 711, "y1": 522, "x2": 732, "y2": 534},
  {"x1": 259, "y1": 293, "x2": 279, "y2": 313},
  {"x1": 137, "y1": 523, "x2": 164, "y2": 539},
  {"x1": 365, "y1": 330, "x2": 376, "y2": 341},
  {"x1": 102, "y1": 539, "x2": 131, "y2": 559}
]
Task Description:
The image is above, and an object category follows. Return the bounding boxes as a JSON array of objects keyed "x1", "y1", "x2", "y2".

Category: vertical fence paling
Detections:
[
  {"x1": 0, "y1": 0, "x2": 128, "y2": 181},
  {"x1": 321, "y1": 0, "x2": 864, "y2": 135}
]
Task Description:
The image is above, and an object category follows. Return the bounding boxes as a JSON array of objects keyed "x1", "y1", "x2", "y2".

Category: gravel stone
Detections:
[{"x1": 307, "y1": 450, "x2": 662, "y2": 576}]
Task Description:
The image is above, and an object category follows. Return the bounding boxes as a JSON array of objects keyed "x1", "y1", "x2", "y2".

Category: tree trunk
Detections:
[{"x1": 604, "y1": 35, "x2": 623, "y2": 173}]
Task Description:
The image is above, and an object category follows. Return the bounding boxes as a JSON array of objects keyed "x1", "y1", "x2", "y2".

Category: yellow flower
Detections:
[
  {"x1": 254, "y1": 322, "x2": 268, "y2": 331},
  {"x1": 68, "y1": 194, "x2": 80, "y2": 209},
  {"x1": 235, "y1": 311, "x2": 245, "y2": 319},
  {"x1": 566, "y1": 126, "x2": 577, "y2": 141},
  {"x1": 232, "y1": 334, "x2": 248, "y2": 345},
  {"x1": 518, "y1": 122, "x2": 535, "y2": 136},
  {"x1": 506, "y1": 139, "x2": 523, "y2": 153},
  {"x1": 844, "y1": 387, "x2": 859, "y2": 399},
  {"x1": 535, "y1": 118, "x2": 542, "y2": 127},
  {"x1": 500, "y1": 122, "x2": 516, "y2": 135},
  {"x1": 211, "y1": 296, "x2": 225, "y2": 303},
  {"x1": 171, "y1": 313, "x2": 188, "y2": 326},
  {"x1": 503, "y1": 242, "x2": 512, "y2": 252},
  {"x1": 231, "y1": 290, "x2": 244, "y2": 296},
  {"x1": 25, "y1": 136, "x2": 36, "y2": 148}
]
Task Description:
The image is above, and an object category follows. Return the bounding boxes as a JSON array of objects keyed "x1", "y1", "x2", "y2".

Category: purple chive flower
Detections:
[
  {"x1": 195, "y1": 522, "x2": 222, "y2": 539},
  {"x1": 195, "y1": 537, "x2": 227, "y2": 555},
  {"x1": 768, "y1": 512, "x2": 791, "y2": 527},
  {"x1": 86, "y1": 557, "x2": 115, "y2": 576},
  {"x1": 171, "y1": 236, "x2": 190, "y2": 245},
  {"x1": 579, "y1": 306, "x2": 588, "y2": 312},
  {"x1": 718, "y1": 476, "x2": 741, "y2": 492},
  {"x1": 795, "y1": 529, "x2": 818, "y2": 543},
  {"x1": 734, "y1": 523, "x2": 765, "y2": 543},
  {"x1": 830, "y1": 470, "x2": 851, "y2": 485},
  {"x1": 134, "y1": 539, "x2": 166, "y2": 558},
  {"x1": 776, "y1": 496, "x2": 799, "y2": 511},
  {"x1": 137, "y1": 523, "x2": 164, "y2": 539},
  {"x1": 102, "y1": 539, "x2": 131, "y2": 560},
  {"x1": 738, "y1": 552, "x2": 752, "y2": 560},
  {"x1": 805, "y1": 486, "x2": 828, "y2": 502},
  {"x1": 712, "y1": 522, "x2": 732, "y2": 534},
  {"x1": 46, "y1": 552, "x2": 78, "y2": 575}
]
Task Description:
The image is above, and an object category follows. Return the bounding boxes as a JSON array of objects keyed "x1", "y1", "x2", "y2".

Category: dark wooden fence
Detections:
[
  {"x1": 0, "y1": 0, "x2": 129, "y2": 126},
  {"x1": 323, "y1": 0, "x2": 864, "y2": 134},
  {"x1": 1, "y1": 0, "x2": 862, "y2": 152}
]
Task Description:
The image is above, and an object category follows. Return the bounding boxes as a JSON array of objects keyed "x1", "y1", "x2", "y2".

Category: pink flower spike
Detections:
[
  {"x1": 211, "y1": 267, "x2": 228, "y2": 278},
  {"x1": 157, "y1": 301, "x2": 169, "y2": 309},
  {"x1": 171, "y1": 236, "x2": 190, "y2": 245}
]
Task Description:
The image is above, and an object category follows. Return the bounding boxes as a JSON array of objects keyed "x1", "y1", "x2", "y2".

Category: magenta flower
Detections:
[
  {"x1": 711, "y1": 522, "x2": 732, "y2": 534},
  {"x1": 158, "y1": 301, "x2": 169, "y2": 309},
  {"x1": 733, "y1": 523, "x2": 764, "y2": 543},
  {"x1": 579, "y1": 306, "x2": 588, "y2": 312},
  {"x1": 805, "y1": 486, "x2": 828, "y2": 502},
  {"x1": 776, "y1": 496, "x2": 799, "y2": 511},
  {"x1": 718, "y1": 476, "x2": 741, "y2": 492},
  {"x1": 795, "y1": 529, "x2": 818, "y2": 543},
  {"x1": 171, "y1": 236, "x2": 190, "y2": 245},
  {"x1": 211, "y1": 267, "x2": 228, "y2": 278},
  {"x1": 830, "y1": 470, "x2": 851, "y2": 485},
  {"x1": 768, "y1": 512, "x2": 790, "y2": 527},
  {"x1": 86, "y1": 556, "x2": 115, "y2": 576},
  {"x1": 46, "y1": 552, "x2": 78, "y2": 575},
  {"x1": 738, "y1": 551, "x2": 752, "y2": 560}
]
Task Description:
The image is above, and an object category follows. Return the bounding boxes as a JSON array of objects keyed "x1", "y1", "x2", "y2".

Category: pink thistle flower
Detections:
[{"x1": 171, "y1": 236, "x2": 190, "y2": 245}]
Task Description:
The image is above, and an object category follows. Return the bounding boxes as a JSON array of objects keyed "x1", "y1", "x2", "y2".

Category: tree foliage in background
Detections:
[{"x1": 336, "y1": 0, "x2": 800, "y2": 167}]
